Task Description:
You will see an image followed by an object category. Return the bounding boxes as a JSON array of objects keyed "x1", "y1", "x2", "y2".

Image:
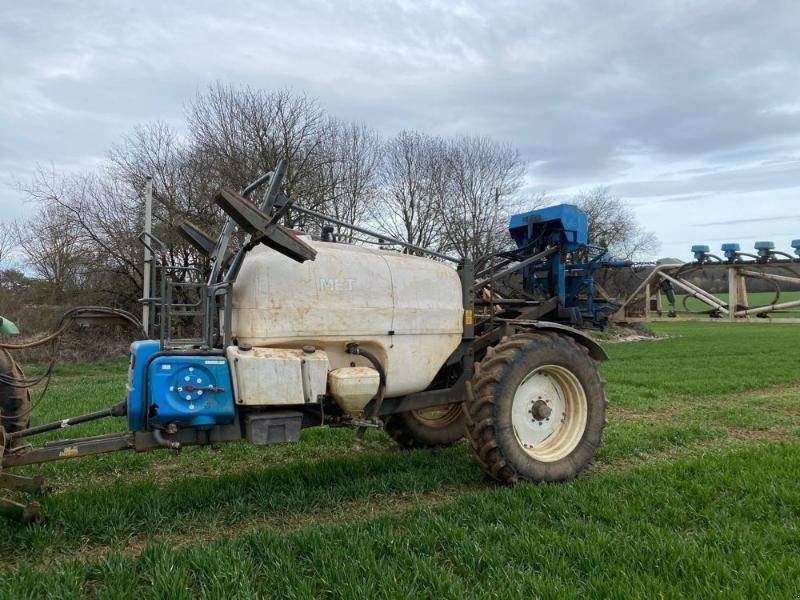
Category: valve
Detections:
[
  {"x1": 754, "y1": 241, "x2": 775, "y2": 262},
  {"x1": 721, "y1": 243, "x2": 740, "y2": 262},
  {"x1": 691, "y1": 245, "x2": 710, "y2": 263}
]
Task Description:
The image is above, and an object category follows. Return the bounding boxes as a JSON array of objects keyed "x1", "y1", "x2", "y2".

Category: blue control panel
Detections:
[{"x1": 126, "y1": 341, "x2": 235, "y2": 431}]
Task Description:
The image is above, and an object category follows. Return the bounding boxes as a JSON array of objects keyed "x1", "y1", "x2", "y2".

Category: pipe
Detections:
[
  {"x1": 471, "y1": 246, "x2": 558, "y2": 291},
  {"x1": 659, "y1": 273, "x2": 729, "y2": 313},
  {"x1": 286, "y1": 203, "x2": 461, "y2": 264},
  {"x1": 734, "y1": 298, "x2": 800, "y2": 317},
  {"x1": 153, "y1": 428, "x2": 181, "y2": 450},
  {"x1": 346, "y1": 343, "x2": 387, "y2": 445},
  {"x1": 740, "y1": 270, "x2": 800, "y2": 286},
  {"x1": 7, "y1": 401, "x2": 127, "y2": 441}
]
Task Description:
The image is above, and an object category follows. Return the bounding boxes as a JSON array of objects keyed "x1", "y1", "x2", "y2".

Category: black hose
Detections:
[
  {"x1": 346, "y1": 343, "x2": 387, "y2": 444},
  {"x1": 0, "y1": 306, "x2": 142, "y2": 390}
]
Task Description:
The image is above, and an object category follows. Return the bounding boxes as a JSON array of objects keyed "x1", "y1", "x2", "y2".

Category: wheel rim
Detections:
[
  {"x1": 412, "y1": 403, "x2": 462, "y2": 428},
  {"x1": 511, "y1": 365, "x2": 587, "y2": 462}
]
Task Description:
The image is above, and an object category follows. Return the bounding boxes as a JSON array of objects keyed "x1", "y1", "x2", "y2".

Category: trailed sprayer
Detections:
[{"x1": 0, "y1": 161, "x2": 609, "y2": 521}]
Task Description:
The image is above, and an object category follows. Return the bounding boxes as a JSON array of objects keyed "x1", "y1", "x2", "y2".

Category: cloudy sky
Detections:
[{"x1": 2, "y1": 0, "x2": 799, "y2": 260}]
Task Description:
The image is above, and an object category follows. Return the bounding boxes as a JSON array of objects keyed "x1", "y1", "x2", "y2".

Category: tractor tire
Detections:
[
  {"x1": 384, "y1": 404, "x2": 465, "y2": 449},
  {"x1": 0, "y1": 349, "x2": 31, "y2": 445},
  {"x1": 465, "y1": 332, "x2": 606, "y2": 483}
]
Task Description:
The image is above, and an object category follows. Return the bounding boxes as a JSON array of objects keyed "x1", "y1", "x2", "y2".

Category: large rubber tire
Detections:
[
  {"x1": 465, "y1": 332, "x2": 606, "y2": 483},
  {"x1": 384, "y1": 404, "x2": 465, "y2": 449},
  {"x1": 0, "y1": 349, "x2": 31, "y2": 441}
]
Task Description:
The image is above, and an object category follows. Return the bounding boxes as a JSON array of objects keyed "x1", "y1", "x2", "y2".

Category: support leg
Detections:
[
  {"x1": 0, "y1": 472, "x2": 47, "y2": 493},
  {"x1": 0, "y1": 496, "x2": 41, "y2": 523}
]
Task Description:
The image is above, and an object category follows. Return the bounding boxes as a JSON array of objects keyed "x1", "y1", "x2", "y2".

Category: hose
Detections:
[
  {"x1": 0, "y1": 306, "x2": 141, "y2": 351},
  {"x1": 153, "y1": 428, "x2": 181, "y2": 450},
  {"x1": 346, "y1": 343, "x2": 386, "y2": 445},
  {"x1": 0, "y1": 306, "x2": 142, "y2": 420}
]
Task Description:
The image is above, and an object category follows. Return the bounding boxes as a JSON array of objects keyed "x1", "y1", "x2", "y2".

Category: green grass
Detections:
[{"x1": 1, "y1": 322, "x2": 799, "y2": 598}]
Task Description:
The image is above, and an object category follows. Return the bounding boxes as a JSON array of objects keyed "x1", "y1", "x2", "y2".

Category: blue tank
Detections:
[{"x1": 126, "y1": 341, "x2": 235, "y2": 431}]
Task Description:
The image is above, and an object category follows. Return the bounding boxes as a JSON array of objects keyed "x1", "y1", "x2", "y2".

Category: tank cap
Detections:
[
  {"x1": 302, "y1": 345, "x2": 316, "y2": 354},
  {"x1": 238, "y1": 342, "x2": 253, "y2": 351}
]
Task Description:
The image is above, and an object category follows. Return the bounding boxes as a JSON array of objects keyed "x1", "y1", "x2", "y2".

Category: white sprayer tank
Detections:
[{"x1": 230, "y1": 237, "x2": 464, "y2": 397}]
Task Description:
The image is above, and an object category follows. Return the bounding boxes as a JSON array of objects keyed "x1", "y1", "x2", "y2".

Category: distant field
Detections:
[
  {"x1": 674, "y1": 290, "x2": 800, "y2": 318},
  {"x1": 1, "y1": 322, "x2": 799, "y2": 597}
]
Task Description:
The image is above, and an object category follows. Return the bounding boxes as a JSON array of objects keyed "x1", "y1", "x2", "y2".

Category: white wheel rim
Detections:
[{"x1": 511, "y1": 365, "x2": 587, "y2": 462}]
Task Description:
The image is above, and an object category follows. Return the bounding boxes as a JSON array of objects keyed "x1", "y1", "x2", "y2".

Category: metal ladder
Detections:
[{"x1": 139, "y1": 232, "x2": 207, "y2": 348}]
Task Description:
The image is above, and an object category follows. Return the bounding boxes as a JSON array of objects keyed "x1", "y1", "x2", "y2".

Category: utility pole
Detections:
[{"x1": 142, "y1": 176, "x2": 153, "y2": 336}]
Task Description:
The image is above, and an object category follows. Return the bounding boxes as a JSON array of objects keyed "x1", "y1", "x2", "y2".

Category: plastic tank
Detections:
[{"x1": 230, "y1": 237, "x2": 464, "y2": 397}]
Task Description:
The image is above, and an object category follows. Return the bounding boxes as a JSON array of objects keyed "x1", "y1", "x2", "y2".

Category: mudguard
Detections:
[{"x1": 513, "y1": 320, "x2": 608, "y2": 362}]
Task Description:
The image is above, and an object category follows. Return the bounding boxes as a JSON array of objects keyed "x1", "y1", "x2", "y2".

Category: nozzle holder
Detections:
[
  {"x1": 754, "y1": 241, "x2": 775, "y2": 262},
  {"x1": 792, "y1": 239, "x2": 800, "y2": 258},
  {"x1": 721, "y1": 243, "x2": 740, "y2": 262},
  {"x1": 691, "y1": 244, "x2": 710, "y2": 263}
]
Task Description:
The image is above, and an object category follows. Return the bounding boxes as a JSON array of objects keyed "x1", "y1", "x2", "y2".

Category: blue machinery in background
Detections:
[{"x1": 503, "y1": 204, "x2": 631, "y2": 326}]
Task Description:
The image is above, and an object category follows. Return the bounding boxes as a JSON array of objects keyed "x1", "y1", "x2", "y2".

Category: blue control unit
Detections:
[{"x1": 126, "y1": 341, "x2": 235, "y2": 431}]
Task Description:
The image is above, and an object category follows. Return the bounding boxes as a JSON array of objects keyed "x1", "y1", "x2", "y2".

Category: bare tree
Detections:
[
  {"x1": 0, "y1": 224, "x2": 13, "y2": 269},
  {"x1": 374, "y1": 131, "x2": 447, "y2": 253},
  {"x1": 575, "y1": 187, "x2": 659, "y2": 260},
  {"x1": 19, "y1": 166, "x2": 144, "y2": 304},
  {"x1": 437, "y1": 135, "x2": 526, "y2": 260},
  {"x1": 312, "y1": 119, "x2": 380, "y2": 240},
  {"x1": 108, "y1": 122, "x2": 219, "y2": 280},
  {"x1": 187, "y1": 84, "x2": 332, "y2": 220},
  {"x1": 13, "y1": 203, "x2": 86, "y2": 303},
  {"x1": 13, "y1": 83, "x2": 536, "y2": 313}
]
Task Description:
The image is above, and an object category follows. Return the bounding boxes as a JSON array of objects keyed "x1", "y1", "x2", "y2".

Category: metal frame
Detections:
[{"x1": 614, "y1": 259, "x2": 800, "y2": 322}]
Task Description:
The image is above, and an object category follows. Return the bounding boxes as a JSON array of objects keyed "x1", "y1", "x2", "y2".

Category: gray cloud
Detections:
[
  {"x1": 695, "y1": 215, "x2": 800, "y2": 227},
  {"x1": 1, "y1": 0, "x2": 799, "y2": 259}
]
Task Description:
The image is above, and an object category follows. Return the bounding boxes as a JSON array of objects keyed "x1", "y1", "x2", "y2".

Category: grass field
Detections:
[{"x1": 1, "y1": 322, "x2": 799, "y2": 598}]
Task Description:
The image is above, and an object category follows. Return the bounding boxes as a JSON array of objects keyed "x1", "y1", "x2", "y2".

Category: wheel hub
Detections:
[
  {"x1": 530, "y1": 399, "x2": 552, "y2": 421},
  {"x1": 511, "y1": 365, "x2": 588, "y2": 462}
]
